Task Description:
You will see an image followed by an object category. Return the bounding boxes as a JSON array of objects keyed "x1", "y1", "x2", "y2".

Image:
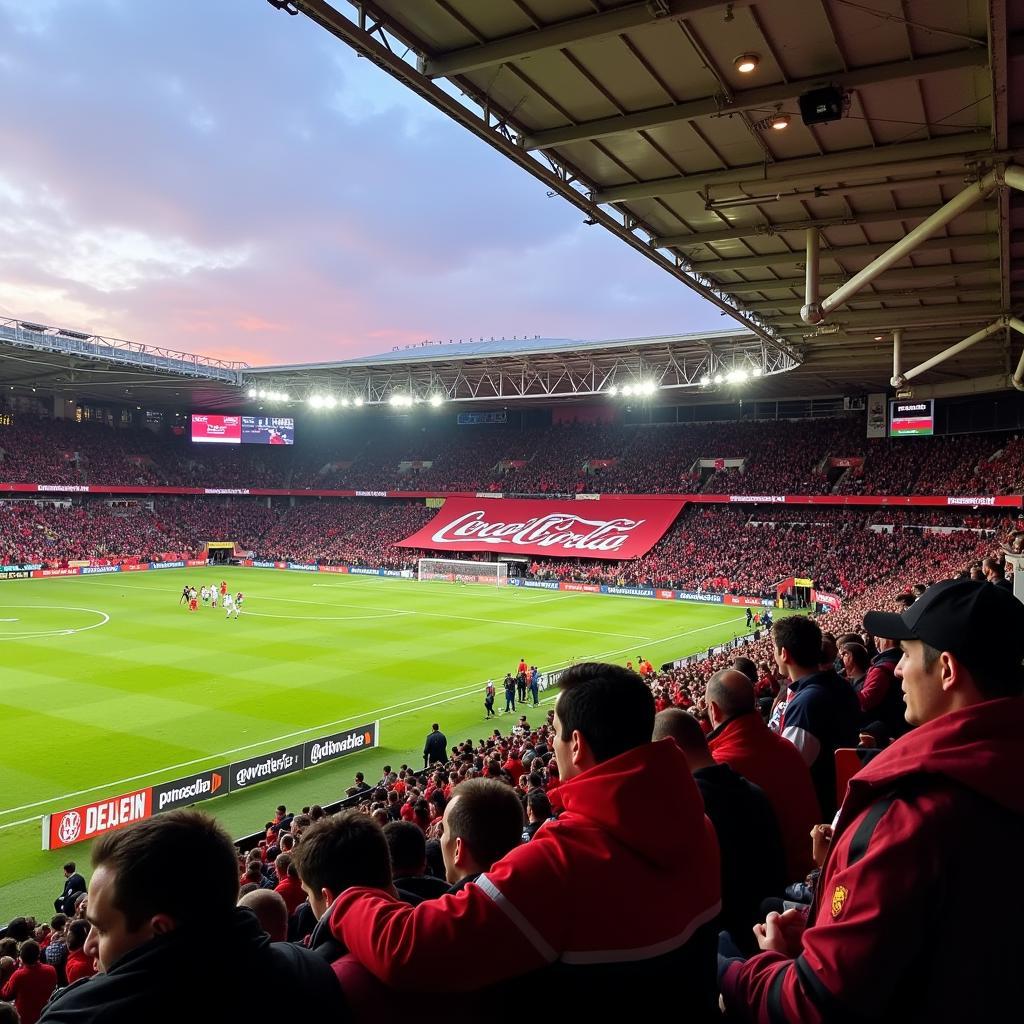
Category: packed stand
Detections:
[{"x1": 3, "y1": 413, "x2": 1020, "y2": 497}]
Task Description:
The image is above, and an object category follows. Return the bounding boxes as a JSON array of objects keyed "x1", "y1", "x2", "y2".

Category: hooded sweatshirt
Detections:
[
  {"x1": 722, "y1": 697, "x2": 1024, "y2": 1024},
  {"x1": 330, "y1": 739, "x2": 721, "y2": 1015}
]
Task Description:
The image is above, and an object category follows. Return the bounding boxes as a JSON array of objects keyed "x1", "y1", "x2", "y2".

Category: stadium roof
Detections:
[{"x1": 270, "y1": 0, "x2": 1024, "y2": 400}]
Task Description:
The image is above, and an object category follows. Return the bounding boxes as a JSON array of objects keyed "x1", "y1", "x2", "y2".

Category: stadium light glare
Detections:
[
  {"x1": 641, "y1": 381, "x2": 657, "y2": 396},
  {"x1": 699, "y1": 374, "x2": 711, "y2": 386},
  {"x1": 247, "y1": 389, "x2": 257, "y2": 399},
  {"x1": 608, "y1": 385, "x2": 619, "y2": 396},
  {"x1": 713, "y1": 374, "x2": 723, "y2": 385},
  {"x1": 622, "y1": 384, "x2": 635, "y2": 396},
  {"x1": 323, "y1": 396, "x2": 336, "y2": 409},
  {"x1": 354, "y1": 397, "x2": 364, "y2": 407},
  {"x1": 257, "y1": 389, "x2": 266, "y2": 398},
  {"x1": 429, "y1": 394, "x2": 444, "y2": 407},
  {"x1": 752, "y1": 367, "x2": 762, "y2": 377},
  {"x1": 340, "y1": 397, "x2": 350, "y2": 408},
  {"x1": 309, "y1": 395, "x2": 323, "y2": 409}
]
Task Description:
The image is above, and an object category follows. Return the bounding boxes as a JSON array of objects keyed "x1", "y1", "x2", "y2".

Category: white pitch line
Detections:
[{"x1": 0, "y1": 614, "x2": 744, "y2": 828}]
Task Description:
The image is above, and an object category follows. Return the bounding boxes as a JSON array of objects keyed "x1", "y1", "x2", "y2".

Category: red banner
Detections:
[
  {"x1": 396, "y1": 496, "x2": 684, "y2": 560},
  {"x1": 47, "y1": 788, "x2": 153, "y2": 849}
]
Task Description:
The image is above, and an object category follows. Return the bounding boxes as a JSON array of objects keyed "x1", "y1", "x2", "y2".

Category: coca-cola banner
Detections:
[{"x1": 396, "y1": 497, "x2": 684, "y2": 560}]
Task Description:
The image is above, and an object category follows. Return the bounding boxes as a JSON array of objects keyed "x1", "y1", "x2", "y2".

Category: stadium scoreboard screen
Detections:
[
  {"x1": 191, "y1": 414, "x2": 294, "y2": 445},
  {"x1": 889, "y1": 399, "x2": 934, "y2": 437}
]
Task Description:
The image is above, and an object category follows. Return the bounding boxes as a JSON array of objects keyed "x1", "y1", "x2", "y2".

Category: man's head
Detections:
[
  {"x1": 291, "y1": 812, "x2": 392, "y2": 920},
  {"x1": 237, "y1": 888, "x2": 289, "y2": 943},
  {"x1": 50, "y1": 914, "x2": 68, "y2": 936},
  {"x1": 65, "y1": 918, "x2": 90, "y2": 953},
  {"x1": 706, "y1": 669, "x2": 756, "y2": 729},
  {"x1": 19, "y1": 940, "x2": 40, "y2": 966},
  {"x1": 440, "y1": 779, "x2": 524, "y2": 884},
  {"x1": 526, "y1": 789, "x2": 552, "y2": 825},
  {"x1": 553, "y1": 662, "x2": 655, "y2": 781},
  {"x1": 840, "y1": 642, "x2": 870, "y2": 677},
  {"x1": 243, "y1": 861, "x2": 263, "y2": 885},
  {"x1": 431, "y1": 723, "x2": 440, "y2": 732},
  {"x1": 982, "y1": 557, "x2": 1006, "y2": 582},
  {"x1": 864, "y1": 579, "x2": 1024, "y2": 726},
  {"x1": 653, "y1": 709, "x2": 714, "y2": 772},
  {"x1": 63, "y1": 862, "x2": 76, "y2": 878},
  {"x1": 731, "y1": 657, "x2": 758, "y2": 685},
  {"x1": 382, "y1": 821, "x2": 428, "y2": 879},
  {"x1": 290, "y1": 813, "x2": 312, "y2": 840},
  {"x1": 85, "y1": 811, "x2": 238, "y2": 971},
  {"x1": 773, "y1": 616, "x2": 823, "y2": 680}
]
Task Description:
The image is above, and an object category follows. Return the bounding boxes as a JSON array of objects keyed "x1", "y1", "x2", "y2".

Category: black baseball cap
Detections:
[{"x1": 864, "y1": 578, "x2": 1024, "y2": 671}]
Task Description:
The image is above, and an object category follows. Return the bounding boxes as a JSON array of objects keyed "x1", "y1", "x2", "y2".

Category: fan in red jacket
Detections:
[
  {"x1": 706, "y1": 669, "x2": 821, "y2": 877},
  {"x1": 721, "y1": 579, "x2": 1024, "y2": 1023},
  {"x1": 329, "y1": 662, "x2": 721, "y2": 1014},
  {"x1": 1, "y1": 941, "x2": 57, "y2": 1024}
]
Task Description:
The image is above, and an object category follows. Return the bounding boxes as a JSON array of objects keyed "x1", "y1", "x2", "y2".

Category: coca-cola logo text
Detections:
[{"x1": 432, "y1": 510, "x2": 645, "y2": 553}]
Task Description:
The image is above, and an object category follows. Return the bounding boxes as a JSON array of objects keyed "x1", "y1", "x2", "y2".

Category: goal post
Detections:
[{"x1": 417, "y1": 558, "x2": 508, "y2": 587}]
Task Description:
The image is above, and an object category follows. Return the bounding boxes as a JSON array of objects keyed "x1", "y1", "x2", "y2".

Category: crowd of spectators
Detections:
[
  {"x1": 2, "y1": 413, "x2": 1022, "y2": 496},
  {"x1": 4, "y1": 563, "x2": 1020, "y2": 1020},
  {"x1": 1, "y1": 496, "x2": 1015, "y2": 609}
]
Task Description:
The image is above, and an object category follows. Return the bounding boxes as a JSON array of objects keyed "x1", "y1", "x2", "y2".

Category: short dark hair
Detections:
[
  {"x1": 446, "y1": 780, "x2": 524, "y2": 870},
  {"x1": 556, "y1": 662, "x2": 654, "y2": 763},
  {"x1": 841, "y1": 642, "x2": 870, "y2": 673},
  {"x1": 526, "y1": 789, "x2": 552, "y2": 821},
  {"x1": 383, "y1": 820, "x2": 427, "y2": 876},
  {"x1": 773, "y1": 615, "x2": 823, "y2": 670},
  {"x1": 19, "y1": 939, "x2": 40, "y2": 966},
  {"x1": 50, "y1": 914, "x2": 68, "y2": 931},
  {"x1": 731, "y1": 657, "x2": 758, "y2": 684},
  {"x1": 66, "y1": 918, "x2": 90, "y2": 951},
  {"x1": 292, "y1": 812, "x2": 391, "y2": 899},
  {"x1": 63, "y1": 862, "x2": 76, "y2": 873},
  {"x1": 92, "y1": 811, "x2": 238, "y2": 930}
]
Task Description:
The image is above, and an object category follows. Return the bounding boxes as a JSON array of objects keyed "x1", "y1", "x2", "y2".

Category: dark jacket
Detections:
[
  {"x1": 692, "y1": 763, "x2": 786, "y2": 956},
  {"x1": 394, "y1": 874, "x2": 451, "y2": 905},
  {"x1": 857, "y1": 648, "x2": 909, "y2": 741},
  {"x1": 722, "y1": 697, "x2": 1024, "y2": 1023},
  {"x1": 782, "y1": 670, "x2": 860, "y2": 817},
  {"x1": 54, "y1": 873, "x2": 87, "y2": 915},
  {"x1": 40, "y1": 908, "x2": 346, "y2": 1024},
  {"x1": 423, "y1": 730, "x2": 447, "y2": 765}
]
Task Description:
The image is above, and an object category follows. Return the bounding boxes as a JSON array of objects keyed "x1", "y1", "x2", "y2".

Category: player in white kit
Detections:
[{"x1": 223, "y1": 592, "x2": 238, "y2": 619}]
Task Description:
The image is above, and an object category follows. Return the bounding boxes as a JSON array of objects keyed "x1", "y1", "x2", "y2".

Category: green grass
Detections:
[{"x1": 0, "y1": 567, "x2": 748, "y2": 918}]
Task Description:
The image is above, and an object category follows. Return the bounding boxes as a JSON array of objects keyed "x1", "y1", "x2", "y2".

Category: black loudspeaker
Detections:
[{"x1": 799, "y1": 86, "x2": 845, "y2": 125}]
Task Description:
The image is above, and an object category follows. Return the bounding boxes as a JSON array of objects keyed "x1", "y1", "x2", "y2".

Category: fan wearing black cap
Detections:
[{"x1": 721, "y1": 579, "x2": 1024, "y2": 1023}]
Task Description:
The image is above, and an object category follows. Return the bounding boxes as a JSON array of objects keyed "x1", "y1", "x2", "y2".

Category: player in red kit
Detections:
[{"x1": 220, "y1": 580, "x2": 227, "y2": 597}]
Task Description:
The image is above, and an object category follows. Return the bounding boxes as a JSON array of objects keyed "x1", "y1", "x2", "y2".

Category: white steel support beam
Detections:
[
  {"x1": 895, "y1": 319, "x2": 1007, "y2": 385},
  {"x1": 804, "y1": 229, "x2": 819, "y2": 313},
  {"x1": 419, "y1": 1, "x2": 746, "y2": 80},
  {"x1": 804, "y1": 169, "x2": 1008, "y2": 324},
  {"x1": 525, "y1": 50, "x2": 987, "y2": 150},
  {"x1": 893, "y1": 329, "x2": 902, "y2": 384}
]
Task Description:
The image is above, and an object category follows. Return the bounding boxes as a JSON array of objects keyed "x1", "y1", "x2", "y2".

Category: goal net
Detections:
[{"x1": 417, "y1": 558, "x2": 508, "y2": 587}]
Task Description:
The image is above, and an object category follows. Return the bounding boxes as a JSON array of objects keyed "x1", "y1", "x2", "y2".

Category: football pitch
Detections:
[{"x1": 0, "y1": 567, "x2": 747, "y2": 916}]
